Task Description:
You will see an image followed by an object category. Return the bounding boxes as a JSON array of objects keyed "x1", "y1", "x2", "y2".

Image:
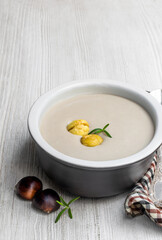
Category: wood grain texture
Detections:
[{"x1": 0, "y1": 0, "x2": 162, "y2": 239}]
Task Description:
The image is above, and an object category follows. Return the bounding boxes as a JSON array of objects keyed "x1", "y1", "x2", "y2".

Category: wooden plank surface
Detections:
[{"x1": 0, "y1": 0, "x2": 162, "y2": 239}]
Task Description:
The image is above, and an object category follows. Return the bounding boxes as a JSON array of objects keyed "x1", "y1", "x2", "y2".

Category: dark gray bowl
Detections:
[{"x1": 28, "y1": 80, "x2": 162, "y2": 197}]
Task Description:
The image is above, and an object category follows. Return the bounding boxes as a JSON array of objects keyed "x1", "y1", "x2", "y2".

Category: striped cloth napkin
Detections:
[{"x1": 125, "y1": 154, "x2": 162, "y2": 227}]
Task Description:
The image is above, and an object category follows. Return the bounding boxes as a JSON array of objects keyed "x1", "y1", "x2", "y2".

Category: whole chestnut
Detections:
[
  {"x1": 32, "y1": 189, "x2": 60, "y2": 213},
  {"x1": 15, "y1": 176, "x2": 43, "y2": 200}
]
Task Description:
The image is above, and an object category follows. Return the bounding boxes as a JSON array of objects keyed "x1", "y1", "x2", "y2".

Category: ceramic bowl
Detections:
[{"x1": 28, "y1": 80, "x2": 162, "y2": 197}]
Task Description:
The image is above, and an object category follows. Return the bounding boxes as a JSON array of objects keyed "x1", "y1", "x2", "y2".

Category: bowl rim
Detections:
[{"x1": 28, "y1": 79, "x2": 162, "y2": 169}]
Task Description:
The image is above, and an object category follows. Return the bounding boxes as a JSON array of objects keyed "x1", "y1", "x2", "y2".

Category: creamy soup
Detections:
[{"x1": 40, "y1": 94, "x2": 154, "y2": 161}]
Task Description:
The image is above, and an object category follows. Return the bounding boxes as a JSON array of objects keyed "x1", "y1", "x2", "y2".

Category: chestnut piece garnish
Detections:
[
  {"x1": 15, "y1": 176, "x2": 43, "y2": 200},
  {"x1": 32, "y1": 189, "x2": 60, "y2": 213}
]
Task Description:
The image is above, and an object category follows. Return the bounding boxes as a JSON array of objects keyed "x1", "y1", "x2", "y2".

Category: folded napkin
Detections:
[{"x1": 125, "y1": 155, "x2": 162, "y2": 227}]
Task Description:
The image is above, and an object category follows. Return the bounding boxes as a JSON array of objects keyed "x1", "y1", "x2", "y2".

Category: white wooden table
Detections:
[{"x1": 0, "y1": 0, "x2": 162, "y2": 239}]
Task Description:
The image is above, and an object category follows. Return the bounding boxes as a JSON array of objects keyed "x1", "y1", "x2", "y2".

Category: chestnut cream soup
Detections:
[{"x1": 40, "y1": 94, "x2": 154, "y2": 161}]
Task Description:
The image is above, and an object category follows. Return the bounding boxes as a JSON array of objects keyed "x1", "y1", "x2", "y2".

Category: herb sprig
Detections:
[
  {"x1": 88, "y1": 123, "x2": 112, "y2": 138},
  {"x1": 55, "y1": 196, "x2": 80, "y2": 223}
]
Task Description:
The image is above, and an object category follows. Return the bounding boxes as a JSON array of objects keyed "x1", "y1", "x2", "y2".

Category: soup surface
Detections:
[{"x1": 40, "y1": 94, "x2": 154, "y2": 161}]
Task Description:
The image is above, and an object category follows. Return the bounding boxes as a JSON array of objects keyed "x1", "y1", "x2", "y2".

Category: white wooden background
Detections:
[{"x1": 0, "y1": 0, "x2": 162, "y2": 239}]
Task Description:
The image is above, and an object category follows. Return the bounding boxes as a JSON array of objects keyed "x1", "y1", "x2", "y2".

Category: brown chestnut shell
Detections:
[
  {"x1": 32, "y1": 189, "x2": 60, "y2": 213},
  {"x1": 15, "y1": 176, "x2": 43, "y2": 200}
]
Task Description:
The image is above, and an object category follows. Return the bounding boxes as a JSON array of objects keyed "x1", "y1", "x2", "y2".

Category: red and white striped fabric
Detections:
[{"x1": 125, "y1": 155, "x2": 162, "y2": 227}]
